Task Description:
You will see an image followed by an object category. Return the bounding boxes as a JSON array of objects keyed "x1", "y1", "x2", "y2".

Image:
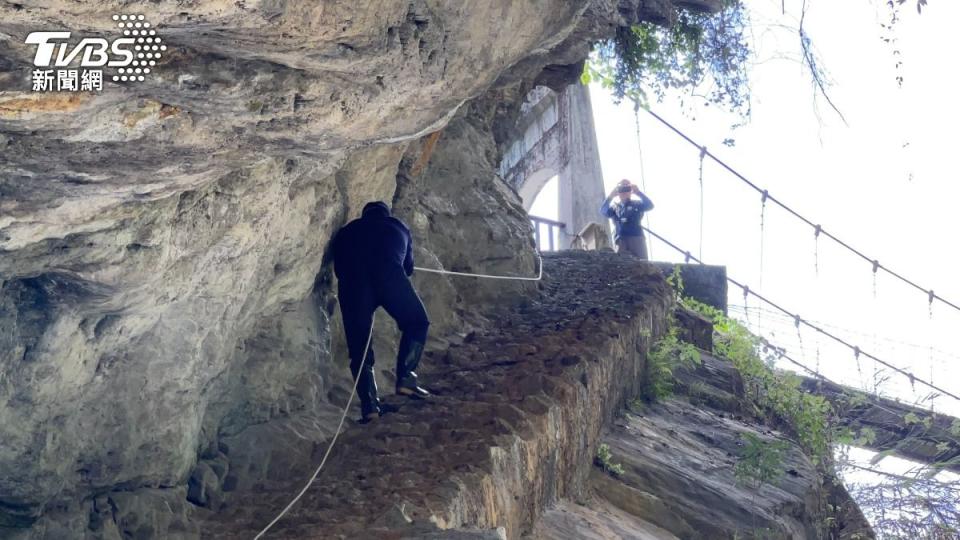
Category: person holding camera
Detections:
[{"x1": 600, "y1": 179, "x2": 655, "y2": 259}]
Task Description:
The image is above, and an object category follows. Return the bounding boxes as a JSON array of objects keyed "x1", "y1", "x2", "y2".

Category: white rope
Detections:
[
  {"x1": 254, "y1": 249, "x2": 543, "y2": 537},
  {"x1": 254, "y1": 313, "x2": 376, "y2": 539},
  {"x1": 413, "y1": 250, "x2": 543, "y2": 281}
]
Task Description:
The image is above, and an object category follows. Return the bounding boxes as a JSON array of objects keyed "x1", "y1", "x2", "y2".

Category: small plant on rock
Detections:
[
  {"x1": 735, "y1": 432, "x2": 789, "y2": 489},
  {"x1": 681, "y1": 297, "x2": 832, "y2": 464},
  {"x1": 595, "y1": 443, "x2": 625, "y2": 477},
  {"x1": 627, "y1": 398, "x2": 646, "y2": 414},
  {"x1": 643, "y1": 314, "x2": 701, "y2": 402},
  {"x1": 641, "y1": 265, "x2": 702, "y2": 401},
  {"x1": 646, "y1": 331, "x2": 701, "y2": 401}
]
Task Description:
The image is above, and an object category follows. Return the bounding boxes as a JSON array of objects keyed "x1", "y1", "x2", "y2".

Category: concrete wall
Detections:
[
  {"x1": 501, "y1": 84, "x2": 609, "y2": 248},
  {"x1": 556, "y1": 83, "x2": 608, "y2": 247},
  {"x1": 652, "y1": 262, "x2": 729, "y2": 314}
]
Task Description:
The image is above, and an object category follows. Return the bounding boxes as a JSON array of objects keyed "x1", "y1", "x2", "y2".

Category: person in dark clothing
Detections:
[
  {"x1": 331, "y1": 201, "x2": 430, "y2": 423},
  {"x1": 600, "y1": 179, "x2": 654, "y2": 259}
]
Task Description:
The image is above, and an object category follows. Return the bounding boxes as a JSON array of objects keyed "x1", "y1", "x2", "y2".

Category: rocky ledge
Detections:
[
  {"x1": 193, "y1": 251, "x2": 671, "y2": 538},
  {"x1": 532, "y1": 351, "x2": 873, "y2": 539}
]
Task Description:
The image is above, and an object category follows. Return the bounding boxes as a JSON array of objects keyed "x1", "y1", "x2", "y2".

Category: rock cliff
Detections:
[
  {"x1": 0, "y1": 1, "x2": 869, "y2": 538},
  {"x1": 530, "y1": 349, "x2": 872, "y2": 540}
]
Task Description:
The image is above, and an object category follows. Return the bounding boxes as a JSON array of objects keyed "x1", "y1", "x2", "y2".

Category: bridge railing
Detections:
[{"x1": 529, "y1": 215, "x2": 565, "y2": 252}]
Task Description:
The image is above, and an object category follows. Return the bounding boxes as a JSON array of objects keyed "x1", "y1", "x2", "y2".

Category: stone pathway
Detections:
[{"x1": 198, "y1": 251, "x2": 672, "y2": 538}]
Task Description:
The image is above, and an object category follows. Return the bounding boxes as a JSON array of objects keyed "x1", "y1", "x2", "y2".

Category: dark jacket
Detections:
[
  {"x1": 332, "y1": 207, "x2": 414, "y2": 280},
  {"x1": 601, "y1": 194, "x2": 654, "y2": 240}
]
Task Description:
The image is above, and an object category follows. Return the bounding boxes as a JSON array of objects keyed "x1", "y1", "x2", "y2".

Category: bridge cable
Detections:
[
  {"x1": 729, "y1": 304, "x2": 960, "y2": 364},
  {"x1": 698, "y1": 145, "x2": 706, "y2": 261},
  {"x1": 642, "y1": 225, "x2": 960, "y2": 403},
  {"x1": 643, "y1": 108, "x2": 960, "y2": 316},
  {"x1": 633, "y1": 107, "x2": 654, "y2": 259},
  {"x1": 840, "y1": 462, "x2": 960, "y2": 492}
]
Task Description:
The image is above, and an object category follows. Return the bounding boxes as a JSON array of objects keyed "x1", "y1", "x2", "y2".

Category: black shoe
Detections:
[
  {"x1": 396, "y1": 340, "x2": 428, "y2": 397},
  {"x1": 359, "y1": 401, "x2": 400, "y2": 423},
  {"x1": 378, "y1": 402, "x2": 399, "y2": 415},
  {"x1": 360, "y1": 401, "x2": 381, "y2": 424},
  {"x1": 396, "y1": 375, "x2": 430, "y2": 398}
]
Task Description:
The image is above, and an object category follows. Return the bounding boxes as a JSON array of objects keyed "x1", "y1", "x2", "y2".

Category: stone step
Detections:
[{"x1": 198, "y1": 251, "x2": 673, "y2": 538}]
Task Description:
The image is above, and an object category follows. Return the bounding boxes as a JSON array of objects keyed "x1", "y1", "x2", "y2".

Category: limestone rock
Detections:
[
  {"x1": 186, "y1": 462, "x2": 220, "y2": 510},
  {"x1": 0, "y1": 1, "x2": 787, "y2": 537},
  {"x1": 675, "y1": 305, "x2": 713, "y2": 351},
  {"x1": 0, "y1": 1, "x2": 644, "y2": 528},
  {"x1": 531, "y1": 352, "x2": 873, "y2": 539}
]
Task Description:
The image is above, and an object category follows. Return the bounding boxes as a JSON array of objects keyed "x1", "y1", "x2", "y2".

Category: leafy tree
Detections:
[
  {"x1": 583, "y1": 0, "x2": 751, "y2": 115},
  {"x1": 583, "y1": 0, "x2": 932, "y2": 117}
]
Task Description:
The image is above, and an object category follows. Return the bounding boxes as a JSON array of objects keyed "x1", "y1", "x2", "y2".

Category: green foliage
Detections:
[
  {"x1": 845, "y1": 391, "x2": 869, "y2": 408},
  {"x1": 584, "y1": 0, "x2": 751, "y2": 115},
  {"x1": 682, "y1": 297, "x2": 833, "y2": 464},
  {"x1": 644, "y1": 310, "x2": 701, "y2": 402},
  {"x1": 834, "y1": 426, "x2": 877, "y2": 453},
  {"x1": 735, "y1": 432, "x2": 789, "y2": 488},
  {"x1": 642, "y1": 265, "x2": 702, "y2": 402},
  {"x1": 855, "y1": 427, "x2": 877, "y2": 447},
  {"x1": 595, "y1": 443, "x2": 625, "y2": 476},
  {"x1": 687, "y1": 380, "x2": 711, "y2": 398},
  {"x1": 664, "y1": 264, "x2": 690, "y2": 308},
  {"x1": 665, "y1": 264, "x2": 685, "y2": 296},
  {"x1": 935, "y1": 441, "x2": 951, "y2": 455}
]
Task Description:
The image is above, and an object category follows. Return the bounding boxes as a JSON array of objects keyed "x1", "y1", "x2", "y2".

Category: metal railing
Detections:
[{"x1": 529, "y1": 215, "x2": 565, "y2": 252}]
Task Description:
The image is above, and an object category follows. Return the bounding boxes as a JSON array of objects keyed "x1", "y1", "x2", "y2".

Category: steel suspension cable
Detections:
[
  {"x1": 643, "y1": 108, "x2": 960, "y2": 315},
  {"x1": 642, "y1": 225, "x2": 960, "y2": 403}
]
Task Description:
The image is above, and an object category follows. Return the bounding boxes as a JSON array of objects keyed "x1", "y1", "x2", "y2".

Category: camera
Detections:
[{"x1": 617, "y1": 186, "x2": 632, "y2": 193}]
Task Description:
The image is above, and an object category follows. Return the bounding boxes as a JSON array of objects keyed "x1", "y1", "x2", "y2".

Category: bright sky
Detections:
[{"x1": 529, "y1": 0, "x2": 960, "y2": 492}]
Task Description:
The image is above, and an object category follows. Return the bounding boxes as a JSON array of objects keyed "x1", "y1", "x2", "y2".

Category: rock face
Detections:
[
  {"x1": 0, "y1": 0, "x2": 709, "y2": 535},
  {"x1": 529, "y1": 350, "x2": 874, "y2": 540},
  {"x1": 0, "y1": 1, "x2": 859, "y2": 538}
]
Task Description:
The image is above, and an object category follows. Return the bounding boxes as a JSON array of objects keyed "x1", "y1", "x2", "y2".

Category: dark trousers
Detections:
[
  {"x1": 616, "y1": 234, "x2": 649, "y2": 260},
  {"x1": 338, "y1": 266, "x2": 430, "y2": 386}
]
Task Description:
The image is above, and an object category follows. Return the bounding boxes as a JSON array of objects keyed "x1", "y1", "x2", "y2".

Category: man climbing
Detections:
[
  {"x1": 600, "y1": 179, "x2": 655, "y2": 259},
  {"x1": 331, "y1": 201, "x2": 431, "y2": 423}
]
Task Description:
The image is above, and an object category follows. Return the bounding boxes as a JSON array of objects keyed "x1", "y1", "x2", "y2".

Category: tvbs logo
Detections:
[{"x1": 26, "y1": 14, "x2": 165, "y2": 92}]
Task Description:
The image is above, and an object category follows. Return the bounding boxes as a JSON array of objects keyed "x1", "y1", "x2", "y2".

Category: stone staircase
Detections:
[
  {"x1": 198, "y1": 251, "x2": 672, "y2": 538},
  {"x1": 190, "y1": 251, "x2": 874, "y2": 539}
]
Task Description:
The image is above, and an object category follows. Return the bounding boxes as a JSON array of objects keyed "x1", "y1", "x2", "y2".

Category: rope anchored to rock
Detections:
[
  {"x1": 413, "y1": 250, "x2": 543, "y2": 281},
  {"x1": 255, "y1": 249, "x2": 543, "y2": 536}
]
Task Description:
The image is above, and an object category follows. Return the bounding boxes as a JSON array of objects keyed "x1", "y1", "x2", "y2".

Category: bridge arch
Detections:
[
  {"x1": 517, "y1": 167, "x2": 559, "y2": 211},
  {"x1": 500, "y1": 83, "x2": 609, "y2": 249}
]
